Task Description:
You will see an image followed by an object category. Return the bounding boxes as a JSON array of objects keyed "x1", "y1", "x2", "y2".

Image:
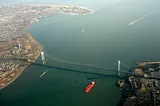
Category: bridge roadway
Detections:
[
  {"x1": 29, "y1": 56, "x2": 132, "y2": 74},
  {"x1": 0, "y1": 56, "x2": 130, "y2": 74},
  {"x1": 1, "y1": 56, "x2": 160, "y2": 80}
]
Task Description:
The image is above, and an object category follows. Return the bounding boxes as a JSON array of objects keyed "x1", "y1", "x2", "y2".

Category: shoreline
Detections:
[
  {"x1": 0, "y1": 64, "x2": 29, "y2": 90},
  {"x1": 52, "y1": 5, "x2": 94, "y2": 15},
  {"x1": 0, "y1": 4, "x2": 94, "y2": 90},
  {"x1": 0, "y1": 22, "x2": 43, "y2": 90},
  {"x1": 59, "y1": 10, "x2": 94, "y2": 16}
]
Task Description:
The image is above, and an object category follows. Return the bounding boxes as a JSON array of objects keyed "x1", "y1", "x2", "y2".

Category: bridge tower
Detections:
[
  {"x1": 118, "y1": 60, "x2": 121, "y2": 76},
  {"x1": 41, "y1": 51, "x2": 46, "y2": 64}
]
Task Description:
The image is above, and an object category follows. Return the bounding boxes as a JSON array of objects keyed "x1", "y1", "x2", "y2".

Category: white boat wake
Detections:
[
  {"x1": 128, "y1": 10, "x2": 157, "y2": 26},
  {"x1": 128, "y1": 15, "x2": 147, "y2": 26}
]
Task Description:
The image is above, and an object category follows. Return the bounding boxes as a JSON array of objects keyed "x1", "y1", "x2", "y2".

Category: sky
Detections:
[
  {"x1": 0, "y1": 0, "x2": 127, "y2": 11},
  {"x1": 0, "y1": 0, "x2": 80, "y2": 4},
  {"x1": 0, "y1": 0, "x2": 159, "y2": 7},
  {"x1": 0, "y1": 0, "x2": 159, "y2": 11}
]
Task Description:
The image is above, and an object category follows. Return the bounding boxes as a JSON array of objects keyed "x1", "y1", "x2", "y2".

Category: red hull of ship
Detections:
[{"x1": 84, "y1": 82, "x2": 95, "y2": 93}]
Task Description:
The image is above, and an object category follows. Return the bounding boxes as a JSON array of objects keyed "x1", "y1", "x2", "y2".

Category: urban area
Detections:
[
  {"x1": 0, "y1": 4, "x2": 94, "y2": 89},
  {"x1": 117, "y1": 62, "x2": 160, "y2": 106}
]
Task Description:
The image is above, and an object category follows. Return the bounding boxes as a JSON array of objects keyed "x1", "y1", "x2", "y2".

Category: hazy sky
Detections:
[
  {"x1": 0, "y1": 0, "x2": 160, "y2": 15},
  {"x1": 0, "y1": 0, "x2": 160, "y2": 12}
]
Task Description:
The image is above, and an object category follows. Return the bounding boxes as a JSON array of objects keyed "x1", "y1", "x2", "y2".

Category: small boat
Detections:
[
  {"x1": 84, "y1": 81, "x2": 95, "y2": 93},
  {"x1": 82, "y1": 28, "x2": 84, "y2": 32},
  {"x1": 40, "y1": 70, "x2": 48, "y2": 78}
]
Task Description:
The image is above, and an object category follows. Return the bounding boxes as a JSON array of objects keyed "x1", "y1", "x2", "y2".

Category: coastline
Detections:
[
  {"x1": 0, "y1": 4, "x2": 94, "y2": 90},
  {"x1": 0, "y1": 64, "x2": 29, "y2": 90},
  {"x1": 58, "y1": 6, "x2": 94, "y2": 15},
  {"x1": 0, "y1": 22, "x2": 43, "y2": 90},
  {"x1": 59, "y1": 10, "x2": 94, "y2": 16}
]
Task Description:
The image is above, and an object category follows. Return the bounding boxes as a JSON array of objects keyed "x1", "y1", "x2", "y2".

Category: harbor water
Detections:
[{"x1": 0, "y1": 0, "x2": 160, "y2": 106}]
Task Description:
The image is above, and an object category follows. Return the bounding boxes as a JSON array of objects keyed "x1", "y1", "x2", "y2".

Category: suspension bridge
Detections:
[
  {"x1": 0, "y1": 53, "x2": 130, "y2": 75},
  {"x1": 1, "y1": 51, "x2": 160, "y2": 80}
]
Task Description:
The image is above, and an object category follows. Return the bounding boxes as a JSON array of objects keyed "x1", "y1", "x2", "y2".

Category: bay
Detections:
[{"x1": 0, "y1": 0, "x2": 160, "y2": 106}]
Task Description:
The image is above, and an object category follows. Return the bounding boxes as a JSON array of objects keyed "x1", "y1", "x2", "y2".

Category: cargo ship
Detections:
[{"x1": 84, "y1": 81, "x2": 95, "y2": 93}]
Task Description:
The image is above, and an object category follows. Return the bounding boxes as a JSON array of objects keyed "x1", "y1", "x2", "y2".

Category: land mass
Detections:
[
  {"x1": 117, "y1": 62, "x2": 160, "y2": 105},
  {"x1": 0, "y1": 4, "x2": 94, "y2": 89}
]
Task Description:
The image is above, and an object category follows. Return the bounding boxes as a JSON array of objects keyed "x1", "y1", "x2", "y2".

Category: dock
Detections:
[{"x1": 136, "y1": 61, "x2": 160, "y2": 67}]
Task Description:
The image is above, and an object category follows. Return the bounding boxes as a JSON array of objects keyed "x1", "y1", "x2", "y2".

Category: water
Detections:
[{"x1": 1, "y1": 0, "x2": 160, "y2": 106}]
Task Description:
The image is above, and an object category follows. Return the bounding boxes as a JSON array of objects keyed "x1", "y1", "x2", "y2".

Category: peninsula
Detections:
[{"x1": 0, "y1": 4, "x2": 94, "y2": 89}]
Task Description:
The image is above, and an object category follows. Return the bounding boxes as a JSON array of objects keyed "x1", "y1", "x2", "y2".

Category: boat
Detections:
[
  {"x1": 40, "y1": 70, "x2": 48, "y2": 78},
  {"x1": 82, "y1": 28, "x2": 84, "y2": 32},
  {"x1": 84, "y1": 81, "x2": 95, "y2": 93}
]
